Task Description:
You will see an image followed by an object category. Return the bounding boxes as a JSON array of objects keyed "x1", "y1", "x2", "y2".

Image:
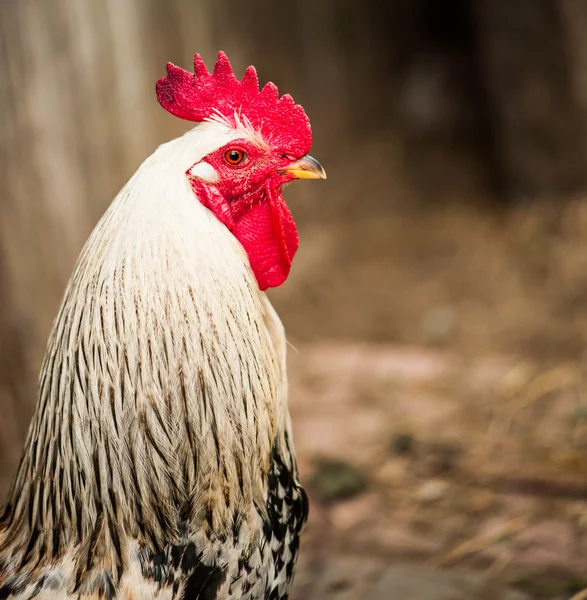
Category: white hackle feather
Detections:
[{"x1": 0, "y1": 120, "x2": 299, "y2": 600}]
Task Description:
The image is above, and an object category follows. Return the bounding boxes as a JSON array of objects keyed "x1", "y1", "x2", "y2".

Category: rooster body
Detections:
[{"x1": 0, "y1": 54, "x2": 324, "y2": 600}]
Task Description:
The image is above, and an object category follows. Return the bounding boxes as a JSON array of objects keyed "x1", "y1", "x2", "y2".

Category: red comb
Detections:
[{"x1": 156, "y1": 51, "x2": 312, "y2": 156}]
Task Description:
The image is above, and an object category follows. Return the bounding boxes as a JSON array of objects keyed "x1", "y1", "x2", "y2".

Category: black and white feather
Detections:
[{"x1": 0, "y1": 120, "x2": 308, "y2": 600}]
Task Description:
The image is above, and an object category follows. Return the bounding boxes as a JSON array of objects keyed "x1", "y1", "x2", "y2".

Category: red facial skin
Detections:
[
  {"x1": 157, "y1": 52, "x2": 314, "y2": 289},
  {"x1": 189, "y1": 139, "x2": 302, "y2": 290}
]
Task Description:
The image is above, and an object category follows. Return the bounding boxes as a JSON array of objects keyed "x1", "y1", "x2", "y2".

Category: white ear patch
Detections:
[{"x1": 188, "y1": 161, "x2": 219, "y2": 183}]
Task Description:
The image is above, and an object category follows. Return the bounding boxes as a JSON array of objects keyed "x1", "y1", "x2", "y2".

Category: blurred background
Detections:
[{"x1": 3, "y1": 0, "x2": 587, "y2": 597}]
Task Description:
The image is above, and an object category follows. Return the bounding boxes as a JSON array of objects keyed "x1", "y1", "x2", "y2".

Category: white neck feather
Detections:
[{"x1": 0, "y1": 121, "x2": 287, "y2": 577}]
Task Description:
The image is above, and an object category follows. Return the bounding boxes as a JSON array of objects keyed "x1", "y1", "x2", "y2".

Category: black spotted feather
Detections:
[{"x1": 140, "y1": 444, "x2": 308, "y2": 600}]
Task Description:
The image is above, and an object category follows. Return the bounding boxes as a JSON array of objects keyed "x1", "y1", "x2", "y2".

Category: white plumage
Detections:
[{"x1": 0, "y1": 119, "x2": 309, "y2": 600}]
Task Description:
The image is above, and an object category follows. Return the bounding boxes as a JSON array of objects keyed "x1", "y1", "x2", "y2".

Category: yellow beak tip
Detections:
[
  {"x1": 283, "y1": 155, "x2": 326, "y2": 180},
  {"x1": 287, "y1": 169, "x2": 326, "y2": 180}
]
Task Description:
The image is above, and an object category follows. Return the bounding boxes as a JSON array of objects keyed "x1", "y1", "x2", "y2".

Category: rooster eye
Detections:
[{"x1": 224, "y1": 150, "x2": 246, "y2": 165}]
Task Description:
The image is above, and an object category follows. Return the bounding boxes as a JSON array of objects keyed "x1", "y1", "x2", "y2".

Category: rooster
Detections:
[{"x1": 0, "y1": 52, "x2": 325, "y2": 600}]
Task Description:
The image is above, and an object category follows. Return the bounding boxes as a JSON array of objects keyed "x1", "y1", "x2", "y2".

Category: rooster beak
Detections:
[{"x1": 281, "y1": 155, "x2": 327, "y2": 180}]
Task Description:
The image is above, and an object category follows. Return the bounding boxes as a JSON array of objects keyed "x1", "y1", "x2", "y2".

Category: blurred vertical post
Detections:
[
  {"x1": 473, "y1": 0, "x2": 587, "y2": 197},
  {"x1": 0, "y1": 252, "x2": 27, "y2": 496}
]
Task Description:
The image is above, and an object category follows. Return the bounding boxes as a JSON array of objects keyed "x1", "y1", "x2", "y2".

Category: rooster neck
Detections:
[{"x1": 0, "y1": 130, "x2": 294, "y2": 591}]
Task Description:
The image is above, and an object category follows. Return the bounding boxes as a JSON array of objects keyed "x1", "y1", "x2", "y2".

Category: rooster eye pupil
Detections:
[{"x1": 225, "y1": 150, "x2": 245, "y2": 165}]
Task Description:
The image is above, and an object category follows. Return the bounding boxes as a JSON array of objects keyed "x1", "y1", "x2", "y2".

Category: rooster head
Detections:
[{"x1": 156, "y1": 51, "x2": 326, "y2": 290}]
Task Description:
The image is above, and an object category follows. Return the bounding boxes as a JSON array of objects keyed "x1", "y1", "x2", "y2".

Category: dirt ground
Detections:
[
  {"x1": 287, "y1": 343, "x2": 587, "y2": 599},
  {"x1": 270, "y1": 157, "x2": 587, "y2": 599}
]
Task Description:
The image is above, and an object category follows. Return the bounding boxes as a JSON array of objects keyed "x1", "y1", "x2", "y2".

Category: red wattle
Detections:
[{"x1": 232, "y1": 191, "x2": 298, "y2": 290}]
